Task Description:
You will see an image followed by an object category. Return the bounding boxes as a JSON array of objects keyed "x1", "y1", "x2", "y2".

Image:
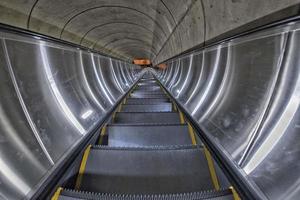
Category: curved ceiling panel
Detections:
[
  {"x1": 91, "y1": 32, "x2": 156, "y2": 49},
  {"x1": 59, "y1": 6, "x2": 167, "y2": 40},
  {"x1": 81, "y1": 23, "x2": 164, "y2": 49},
  {"x1": 109, "y1": 44, "x2": 157, "y2": 57},
  {"x1": 27, "y1": 0, "x2": 184, "y2": 60},
  {"x1": 0, "y1": 0, "x2": 298, "y2": 62},
  {"x1": 0, "y1": 0, "x2": 200, "y2": 61},
  {"x1": 103, "y1": 39, "x2": 157, "y2": 59},
  {"x1": 104, "y1": 38, "x2": 158, "y2": 53}
]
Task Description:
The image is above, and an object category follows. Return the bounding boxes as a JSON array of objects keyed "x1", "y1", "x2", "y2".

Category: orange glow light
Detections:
[
  {"x1": 158, "y1": 63, "x2": 167, "y2": 69},
  {"x1": 133, "y1": 59, "x2": 151, "y2": 65}
]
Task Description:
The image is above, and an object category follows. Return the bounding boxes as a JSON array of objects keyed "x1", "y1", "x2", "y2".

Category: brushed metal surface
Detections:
[
  {"x1": 0, "y1": 30, "x2": 141, "y2": 199},
  {"x1": 80, "y1": 146, "x2": 213, "y2": 194},
  {"x1": 155, "y1": 22, "x2": 300, "y2": 200}
]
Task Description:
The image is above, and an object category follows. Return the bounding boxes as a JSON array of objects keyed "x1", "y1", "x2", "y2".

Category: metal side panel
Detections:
[
  {"x1": 58, "y1": 189, "x2": 234, "y2": 200},
  {"x1": 154, "y1": 22, "x2": 300, "y2": 200},
  {"x1": 0, "y1": 28, "x2": 141, "y2": 199},
  {"x1": 126, "y1": 98, "x2": 170, "y2": 104},
  {"x1": 120, "y1": 103, "x2": 173, "y2": 112},
  {"x1": 79, "y1": 145, "x2": 214, "y2": 194},
  {"x1": 107, "y1": 124, "x2": 193, "y2": 146},
  {"x1": 113, "y1": 112, "x2": 181, "y2": 124}
]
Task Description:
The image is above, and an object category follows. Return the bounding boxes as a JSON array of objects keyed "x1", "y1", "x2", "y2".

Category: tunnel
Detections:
[{"x1": 0, "y1": 1, "x2": 300, "y2": 200}]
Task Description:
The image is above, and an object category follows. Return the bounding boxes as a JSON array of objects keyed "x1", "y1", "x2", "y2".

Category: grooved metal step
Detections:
[
  {"x1": 77, "y1": 145, "x2": 214, "y2": 194},
  {"x1": 106, "y1": 124, "x2": 192, "y2": 147},
  {"x1": 58, "y1": 189, "x2": 234, "y2": 200},
  {"x1": 131, "y1": 91, "x2": 164, "y2": 95},
  {"x1": 121, "y1": 103, "x2": 172, "y2": 112},
  {"x1": 138, "y1": 82, "x2": 158, "y2": 86},
  {"x1": 134, "y1": 86, "x2": 161, "y2": 92},
  {"x1": 130, "y1": 93, "x2": 167, "y2": 98},
  {"x1": 53, "y1": 72, "x2": 233, "y2": 200},
  {"x1": 126, "y1": 98, "x2": 170, "y2": 104},
  {"x1": 113, "y1": 112, "x2": 181, "y2": 124}
]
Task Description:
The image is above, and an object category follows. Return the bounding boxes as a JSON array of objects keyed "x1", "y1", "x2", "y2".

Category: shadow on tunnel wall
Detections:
[
  {"x1": 155, "y1": 21, "x2": 300, "y2": 200},
  {"x1": 0, "y1": 30, "x2": 140, "y2": 199}
]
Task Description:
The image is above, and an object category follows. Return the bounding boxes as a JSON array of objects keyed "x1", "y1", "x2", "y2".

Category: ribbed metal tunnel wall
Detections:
[
  {"x1": 0, "y1": 29, "x2": 141, "y2": 199},
  {"x1": 0, "y1": 1, "x2": 300, "y2": 200},
  {"x1": 155, "y1": 21, "x2": 300, "y2": 200}
]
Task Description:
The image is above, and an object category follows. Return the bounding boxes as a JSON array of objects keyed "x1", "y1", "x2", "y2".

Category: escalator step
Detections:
[
  {"x1": 130, "y1": 93, "x2": 167, "y2": 98},
  {"x1": 138, "y1": 82, "x2": 158, "y2": 86},
  {"x1": 106, "y1": 124, "x2": 193, "y2": 147},
  {"x1": 113, "y1": 112, "x2": 180, "y2": 124},
  {"x1": 126, "y1": 98, "x2": 170, "y2": 104},
  {"x1": 131, "y1": 89, "x2": 165, "y2": 94},
  {"x1": 58, "y1": 188, "x2": 234, "y2": 200},
  {"x1": 139, "y1": 80, "x2": 156, "y2": 83},
  {"x1": 121, "y1": 103, "x2": 172, "y2": 112},
  {"x1": 78, "y1": 145, "x2": 214, "y2": 194},
  {"x1": 134, "y1": 86, "x2": 161, "y2": 92},
  {"x1": 131, "y1": 91, "x2": 165, "y2": 95}
]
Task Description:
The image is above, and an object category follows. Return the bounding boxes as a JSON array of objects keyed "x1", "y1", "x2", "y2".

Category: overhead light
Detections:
[{"x1": 81, "y1": 109, "x2": 93, "y2": 119}]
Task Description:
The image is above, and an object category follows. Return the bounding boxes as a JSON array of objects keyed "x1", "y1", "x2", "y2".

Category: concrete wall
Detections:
[
  {"x1": 0, "y1": 0, "x2": 299, "y2": 63},
  {"x1": 153, "y1": 0, "x2": 300, "y2": 64}
]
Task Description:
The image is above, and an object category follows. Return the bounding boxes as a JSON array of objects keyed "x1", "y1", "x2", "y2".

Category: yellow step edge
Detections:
[
  {"x1": 75, "y1": 145, "x2": 92, "y2": 190},
  {"x1": 173, "y1": 103, "x2": 178, "y2": 111},
  {"x1": 187, "y1": 123, "x2": 197, "y2": 145},
  {"x1": 98, "y1": 125, "x2": 107, "y2": 145},
  {"x1": 112, "y1": 81, "x2": 137, "y2": 122},
  {"x1": 178, "y1": 110, "x2": 185, "y2": 124},
  {"x1": 117, "y1": 103, "x2": 123, "y2": 112},
  {"x1": 204, "y1": 146, "x2": 220, "y2": 191},
  {"x1": 153, "y1": 78, "x2": 221, "y2": 192},
  {"x1": 229, "y1": 186, "x2": 241, "y2": 200},
  {"x1": 112, "y1": 104, "x2": 121, "y2": 122},
  {"x1": 51, "y1": 187, "x2": 63, "y2": 200},
  {"x1": 157, "y1": 83, "x2": 177, "y2": 112}
]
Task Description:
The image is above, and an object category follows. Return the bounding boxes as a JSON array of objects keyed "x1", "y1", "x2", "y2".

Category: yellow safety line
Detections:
[
  {"x1": 173, "y1": 103, "x2": 178, "y2": 111},
  {"x1": 112, "y1": 103, "x2": 121, "y2": 123},
  {"x1": 75, "y1": 145, "x2": 92, "y2": 189},
  {"x1": 178, "y1": 110, "x2": 185, "y2": 124},
  {"x1": 204, "y1": 146, "x2": 220, "y2": 190},
  {"x1": 117, "y1": 103, "x2": 123, "y2": 112},
  {"x1": 176, "y1": 103, "x2": 219, "y2": 189},
  {"x1": 229, "y1": 186, "x2": 241, "y2": 200},
  {"x1": 187, "y1": 123, "x2": 197, "y2": 145},
  {"x1": 175, "y1": 104, "x2": 197, "y2": 145},
  {"x1": 111, "y1": 112, "x2": 117, "y2": 123},
  {"x1": 156, "y1": 78, "x2": 220, "y2": 191},
  {"x1": 51, "y1": 187, "x2": 63, "y2": 200},
  {"x1": 111, "y1": 82, "x2": 136, "y2": 122},
  {"x1": 98, "y1": 125, "x2": 107, "y2": 145},
  {"x1": 157, "y1": 83, "x2": 176, "y2": 111}
]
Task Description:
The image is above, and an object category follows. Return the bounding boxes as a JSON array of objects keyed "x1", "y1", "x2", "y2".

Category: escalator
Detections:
[{"x1": 52, "y1": 72, "x2": 235, "y2": 200}]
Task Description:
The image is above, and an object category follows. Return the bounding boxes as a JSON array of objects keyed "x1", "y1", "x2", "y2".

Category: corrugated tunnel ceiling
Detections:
[{"x1": 0, "y1": 0, "x2": 299, "y2": 63}]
